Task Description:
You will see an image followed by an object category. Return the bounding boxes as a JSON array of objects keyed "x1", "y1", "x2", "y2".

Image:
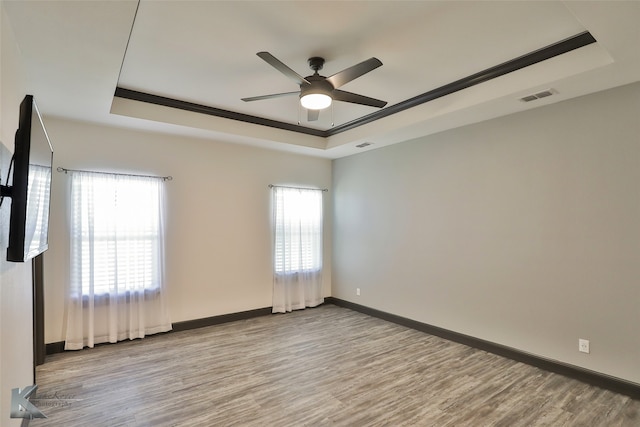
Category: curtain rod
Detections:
[
  {"x1": 268, "y1": 184, "x2": 328, "y2": 192},
  {"x1": 57, "y1": 167, "x2": 172, "y2": 181}
]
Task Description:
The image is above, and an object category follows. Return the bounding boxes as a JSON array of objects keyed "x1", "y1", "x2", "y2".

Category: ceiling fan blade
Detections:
[
  {"x1": 307, "y1": 109, "x2": 319, "y2": 122},
  {"x1": 241, "y1": 91, "x2": 299, "y2": 102},
  {"x1": 326, "y1": 57, "x2": 383, "y2": 89},
  {"x1": 257, "y1": 52, "x2": 310, "y2": 86},
  {"x1": 332, "y1": 89, "x2": 387, "y2": 108}
]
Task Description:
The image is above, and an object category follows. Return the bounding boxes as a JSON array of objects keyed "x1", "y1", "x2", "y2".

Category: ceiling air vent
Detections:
[
  {"x1": 520, "y1": 89, "x2": 556, "y2": 103},
  {"x1": 356, "y1": 142, "x2": 373, "y2": 148}
]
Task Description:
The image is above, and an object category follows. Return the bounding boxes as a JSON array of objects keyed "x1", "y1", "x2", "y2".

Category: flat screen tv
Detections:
[{"x1": 0, "y1": 95, "x2": 54, "y2": 262}]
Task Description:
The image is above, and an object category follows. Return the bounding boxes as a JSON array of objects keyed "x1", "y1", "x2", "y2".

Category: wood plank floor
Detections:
[{"x1": 34, "y1": 304, "x2": 639, "y2": 426}]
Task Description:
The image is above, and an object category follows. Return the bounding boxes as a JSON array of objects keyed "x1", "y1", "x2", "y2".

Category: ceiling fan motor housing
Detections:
[
  {"x1": 300, "y1": 74, "x2": 334, "y2": 99},
  {"x1": 301, "y1": 57, "x2": 334, "y2": 103}
]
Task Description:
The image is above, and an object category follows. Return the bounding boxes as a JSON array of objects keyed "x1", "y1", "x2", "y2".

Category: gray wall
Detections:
[{"x1": 332, "y1": 82, "x2": 640, "y2": 384}]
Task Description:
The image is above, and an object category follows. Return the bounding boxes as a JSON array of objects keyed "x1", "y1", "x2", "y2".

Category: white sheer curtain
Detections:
[
  {"x1": 65, "y1": 171, "x2": 172, "y2": 350},
  {"x1": 272, "y1": 186, "x2": 324, "y2": 313}
]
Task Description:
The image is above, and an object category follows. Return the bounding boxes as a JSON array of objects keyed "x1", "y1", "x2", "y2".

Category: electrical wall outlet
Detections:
[
  {"x1": 579, "y1": 338, "x2": 590, "y2": 354},
  {"x1": 356, "y1": 288, "x2": 361, "y2": 296}
]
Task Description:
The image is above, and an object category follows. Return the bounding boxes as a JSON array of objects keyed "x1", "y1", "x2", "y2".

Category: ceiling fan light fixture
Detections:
[
  {"x1": 300, "y1": 93, "x2": 332, "y2": 110},
  {"x1": 244, "y1": 52, "x2": 386, "y2": 120}
]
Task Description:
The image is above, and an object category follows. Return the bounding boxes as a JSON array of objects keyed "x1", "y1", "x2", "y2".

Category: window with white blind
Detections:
[
  {"x1": 70, "y1": 171, "x2": 164, "y2": 296},
  {"x1": 273, "y1": 186, "x2": 323, "y2": 275}
]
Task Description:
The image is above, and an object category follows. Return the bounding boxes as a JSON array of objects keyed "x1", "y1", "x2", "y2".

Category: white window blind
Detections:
[
  {"x1": 70, "y1": 171, "x2": 163, "y2": 296},
  {"x1": 273, "y1": 186, "x2": 323, "y2": 274}
]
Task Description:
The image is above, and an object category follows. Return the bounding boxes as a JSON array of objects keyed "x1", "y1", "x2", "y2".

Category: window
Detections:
[
  {"x1": 70, "y1": 171, "x2": 164, "y2": 296},
  {"x1": 273, "y1": 186, "x2": 323, "y2": 275},
  {"x1": 65, "y1": 170, "x2": 171, "y2": 349}
]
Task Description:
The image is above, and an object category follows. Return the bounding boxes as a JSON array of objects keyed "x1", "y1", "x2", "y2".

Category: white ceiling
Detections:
[{"x1": 4, "y1": 1, "x2": 640, "y2": 159}]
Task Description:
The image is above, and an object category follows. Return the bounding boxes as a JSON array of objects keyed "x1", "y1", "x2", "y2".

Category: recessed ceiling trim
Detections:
[
  {"x1": 113, "y1": 87, "x2": 326, "y2": 137},
  {"x1": 328, "y1": 31, "x2": 596, "y2": 135},
  {"x1": 113, "y1": 31, "x2": 596, "y2": 140}
]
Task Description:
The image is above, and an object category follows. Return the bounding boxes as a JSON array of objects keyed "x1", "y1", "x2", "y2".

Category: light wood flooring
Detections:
[{"x1": 33, "y1": 304, "x2": 639, "y2": 426}]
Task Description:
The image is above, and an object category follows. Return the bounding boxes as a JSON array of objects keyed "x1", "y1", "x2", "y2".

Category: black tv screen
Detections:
[{"x1": 5, "y1": 95, "x2": 54, "y2": 262}]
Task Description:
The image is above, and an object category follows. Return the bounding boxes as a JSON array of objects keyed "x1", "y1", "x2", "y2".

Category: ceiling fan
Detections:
[{"x1": 242, "y1": 52, "x2": 387, "y2": 122}]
